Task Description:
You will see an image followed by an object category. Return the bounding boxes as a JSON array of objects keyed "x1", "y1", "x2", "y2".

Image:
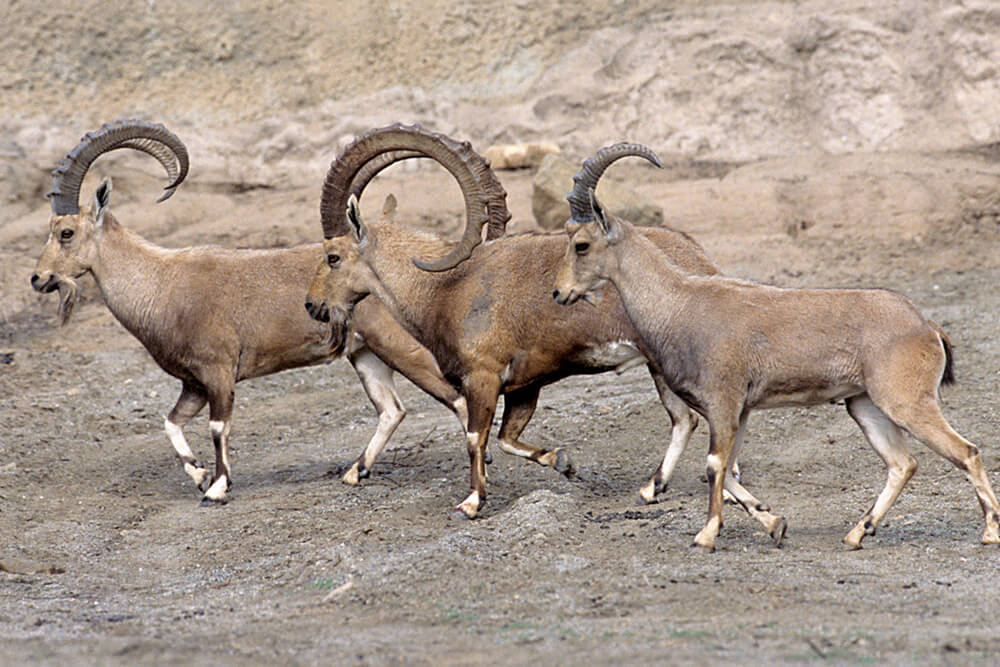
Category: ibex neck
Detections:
[
  {"x1": 90, "y1": 222, "x2": 171, "y2": 338},
  {"x1": 607, "y1": 224, "x2": 693, "y2": 347},
  {"x1": 366, "y1": 226, "x2": 456, "y2": 339}
]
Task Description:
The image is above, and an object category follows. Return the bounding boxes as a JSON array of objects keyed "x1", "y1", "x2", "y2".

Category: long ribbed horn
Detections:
[
  {"x1": 48, "y1": 119, "x2": 189, "y2": 215},
  {"x1": 566, "y1": 143, "x2": 662, "y2": 223},
  {"x1": 320, "y1": 123, "x2": 508, "y2": 271},
  {"x1": 345, "y1": 149, "x2": 511, "y2": 243}
]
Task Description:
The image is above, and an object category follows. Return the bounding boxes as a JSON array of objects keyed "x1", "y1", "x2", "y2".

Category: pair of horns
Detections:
[
  {"x1": 320, "y1": 123, "x2": 511, "y2": 272},
  {"x1": 48, "y1": 119, "x2": 189, "y2": 215}
]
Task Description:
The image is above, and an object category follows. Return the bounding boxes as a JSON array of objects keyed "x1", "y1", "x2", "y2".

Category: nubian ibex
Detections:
[
  {"x1": 305, "y1": 124, "x2": 722, "y2": 519},
  {"x1": 553, "y1": 143, "x2": 1000, "y2": 551},
  {"x1": 31, "y1": 120, "x2": 472, "y2": 504}
]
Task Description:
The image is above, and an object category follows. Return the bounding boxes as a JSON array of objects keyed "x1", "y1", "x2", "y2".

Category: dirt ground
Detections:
[
  {"x1": 3, "y1": 155, "x2": 1000, "y2": 664},
  {"x1": 4, "y1": 1, "x2": 1000, "y2": 665}
]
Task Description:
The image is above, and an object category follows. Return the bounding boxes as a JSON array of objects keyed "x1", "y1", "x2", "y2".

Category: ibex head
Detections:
[
  {"x1": 554, "y1": 190, "x2": 622, "y2": 306},
  {"x1": 31, "y1": 120, "x2": 188, "y2": 324},
  {"x1": 553, "y1": 142, "x2": 662, "y2": 307},
  {"x1": 305, "y1": 194, "x2": 377, "y2": 326},
  {"x1": 305, "y1": 123, "x2": 511, "y2": 325}
]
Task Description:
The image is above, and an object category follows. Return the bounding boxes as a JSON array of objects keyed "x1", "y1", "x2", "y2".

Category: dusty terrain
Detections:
[{"x1": 3, "y1": 1, "x2": 1000, "y2": 665}]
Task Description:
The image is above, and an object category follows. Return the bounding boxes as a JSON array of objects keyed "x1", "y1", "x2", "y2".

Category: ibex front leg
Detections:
[
  {"x1": 452, "y1": 372, "x2": 500, "y2": 520},
  {"x1": 201, "y1": 374, "x2": 235, "y2": 506},
  {"x1": 721, "y1": 410, "x2": 787, "y2": 546},
  {"x1": 164, "y1": 382, "x2": 210, "y2": 491},
  {"x1": 342, "y1": 348, "x2": 409, "y2": 485},
  {"x1": 693, "y1": 405, "x2": 741, "y2": 552}
]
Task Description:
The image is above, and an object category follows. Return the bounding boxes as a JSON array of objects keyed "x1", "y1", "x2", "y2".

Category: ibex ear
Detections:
[
  {"x1": 93, "y1": 177, "x2": 113, "y2": 227},
  {"x1": 589, "y1": 188, "x2": 620, "y2": 242},
  {"x1": 346, "y1": 194, "x2": 368, "y2": 247},
  {"x1": 381, "y1": 193, "x2": 397, "y2": 221}
]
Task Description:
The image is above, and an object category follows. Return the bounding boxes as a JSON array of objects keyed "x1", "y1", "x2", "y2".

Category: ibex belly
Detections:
[
  {"x1": 754, "y1": 383, "x2": 863, "y2": 409},
  {"x1": 570, "y1": 340, "x2": 645, "y2": 373}
]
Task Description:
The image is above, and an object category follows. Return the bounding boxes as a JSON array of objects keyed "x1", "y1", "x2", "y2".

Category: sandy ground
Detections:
[{"x1": 3, "y1": 154, "x2": 1000, "y2": 664}]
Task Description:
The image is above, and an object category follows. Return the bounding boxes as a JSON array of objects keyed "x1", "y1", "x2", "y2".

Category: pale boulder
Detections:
[
  {"x1": 532, "y1": 153, "x2": 664, "y2": 230},
  {"x1": 485, "y1": 143, "x2": 561, "y2": 170}
]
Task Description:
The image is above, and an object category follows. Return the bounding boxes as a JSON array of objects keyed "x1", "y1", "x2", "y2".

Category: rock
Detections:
[
  {"x1": 0, "y1": 558, "x2": 65, "y2": 575},
  {"x1": 532, "y1": 153, "x2": 664, "y2": 230},
  {"x1": 484, "y1": 142, "x2": 561, "y2": 170}
]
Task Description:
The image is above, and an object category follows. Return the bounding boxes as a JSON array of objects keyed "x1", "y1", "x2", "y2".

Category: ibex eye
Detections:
[
  {"x1": 574, "y1": 242, "x2": 590, "y2": 255},
  {"x1": 327, "y1": 254, "x2": 341, "y2": 267},
  {"x1": 60, "y1": 228, "x2": 74, "y2": 241}
]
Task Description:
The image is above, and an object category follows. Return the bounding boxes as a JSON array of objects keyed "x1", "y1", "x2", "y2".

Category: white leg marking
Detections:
[{"x1": 165, "y1": 417, "x2": 208, "y2": 486}]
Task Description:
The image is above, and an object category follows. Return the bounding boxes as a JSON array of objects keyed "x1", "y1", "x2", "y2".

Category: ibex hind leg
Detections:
[
  {"x1": 343, "y1": 349, "x2": 407, "y2": 486},
  {"x1": 165, "y1": 382, "x2": 210, "y2": 491},
  {"x1": 201, "y1": 378, "x2": 235, "y2": 506},
  {"x1": 496, "y1": 385, "x2": 574, "y2": 478},
  {"x1": 843, "y1": 395, "x2": 917, "y2": 549},
  {"x1": 882, "y1": 395, "x2": 1000, "y2": 545}
]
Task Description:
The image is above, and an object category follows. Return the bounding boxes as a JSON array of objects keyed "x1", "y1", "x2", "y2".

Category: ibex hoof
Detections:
[
  {"x1": 770, "y1": 518, "x2": 787, "y2": 547},
  {"x1": 691, "y1": 541, "x2": 715, "y2": 554},
  {"x1": 484, "y1": 450, "x2": 493, "y2": 465},
  {"x1": 342, "y1": 467, "x2": 360, "y2": 486},
  {"x1": 638, "y1": 482, "x2": 659, "y2": 505},
  {"x1": 449, "y1": 506, "x2": 475, "y2": 521},
  {"x1": 199, "y1": 495, "x2": 228, "y2": 507},
  {"x1": 553, "y1": 448, "x2": 575, "y2": 478},
  {"x1": 192, "y1": 468, "x2": 210, "y2": 492},
  {"x1": 342, "y1": 463, "x2": 370, "y2": 486},
  {"x1": 842, "y1": 534, "x2": 864, "y2": 550}
]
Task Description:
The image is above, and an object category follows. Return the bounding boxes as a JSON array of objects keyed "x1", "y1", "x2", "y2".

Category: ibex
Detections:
[
  {"x1": 31, "y1": 120, "x2": 474, "y2": 504},
  {"x1": 304, "y1": 124, "x2": 722, "y2": 519},
  {"x1": 553, "y1": 143, "x2": 1000, "y2": 550}
]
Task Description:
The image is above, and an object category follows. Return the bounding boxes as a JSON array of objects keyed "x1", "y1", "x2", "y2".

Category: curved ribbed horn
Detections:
[
  {"x1": 345, "y1": 149, "x2": 511, "y2": 243},
  {"x1": 566, "y1": 143, "x2": 662, "y2": 223},
  {"x1": 320, "y1": 123, "x2": 508, "y2": 271},
  {"x1": 48, "y1": 120, "x2": 189, "y2": 215}
]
